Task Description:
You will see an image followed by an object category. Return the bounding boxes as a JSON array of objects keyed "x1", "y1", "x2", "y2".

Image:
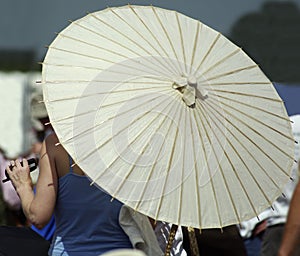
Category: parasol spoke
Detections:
[
  {"x1": 109, "y1": 6, "x2": 180, "y2": 75},
  {"x1": 207, "y1": 81, "x2": 271, "y2": 86},
  {"x1": 202, "y1": 102, "x2": 276, "y2": 209},
  {"x1": 44, "y1": 46, "x2": 174, "y2": 79},
  {"x1": 54, "y1": 32, "x2": 178, "y2": 77},
  {"x1": 200, "y1": 48, "x2": 241, "y2": 77},
  {"x1": 43, "y1": 75, "x2": 172, "y2": 85},
  {"x1": 73, "y1": 92, "x2": 179, "y2": 172},
  {"x1": 193, "y1": 103, "x2": 225, "y2": 227},
  {"x1": 89, "y1": 11, "x2": 182, "y2": 76},
  {"x1": 204, "y1": 100, "x2": 287, "y2": 197},
  {"x1": 209, "y1": 96, "x2": 295, "y2": 156},
  {"x1": 196, "y1": 103, "x2": 242, "y2": 224},
  {"x1": 175, "y1": 12, "x2": 188, "y2": 75},
  {"x1": 214, "y1": 93, "x2": 291, "y2": 122},
  {"x1": 205, "y1": 99, "x2": 292, "y2": 177},
  {"x1": 153, "y1": 99, "x2": 185, "y2": 221},
  {"x1": 47, "y1": 45, "x2": 114, "y2": 63},
  {"x1": 67, "y1": 19, "x2": 178, "y2": 77},
  {"x1": 127, "y1": 5, "x2": 182, "y2": 75},
  {"x1": 190, "y1": 22, "x2": 201, "y2": 73},
  {"x1": 209, "y1": 89, "x2": 283, "y2": 102},
  {"x1": 43, "y1": 83, "x2": 171, "y2": 103},
  {"x1": 111, "y1": 97, "x2": 183, "y2": 207},
  {"x1": 91, "y1": 93, "x2": 180, "y2": 189},
  {"x1": 199, "y1": 64, "x2": 258, "y2": 82},
  {"x1": 188, "y1": 107, "x2": 203, "y2": 229},
  {"x1": 58, "y1": 91, "x2": 169, "y2": 146},
  {"x1": 150, "y1": 6, "x2": 184, "y2": 75},
  {"x1": 56, "y1": 32, "x2": 131, "y2": 59},
  {"x1": 192, "y1": 33, "x2": 221, "y2": 77},
  {"x1": 47, "y1": 87, "x2": 171, "y2": 126},
  {"x1": 195, "y1": 100, "x2": 261, "y2": 220}
]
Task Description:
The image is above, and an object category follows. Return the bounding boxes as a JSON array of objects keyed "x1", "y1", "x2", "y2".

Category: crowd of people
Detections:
[{"x1": 0, "y1": 91, "x2": 300, "y2": 256}]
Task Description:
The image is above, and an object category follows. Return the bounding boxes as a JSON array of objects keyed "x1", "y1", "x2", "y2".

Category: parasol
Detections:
[{"x1": 41, "y1": 5, "x2": 295, "y2": 229}]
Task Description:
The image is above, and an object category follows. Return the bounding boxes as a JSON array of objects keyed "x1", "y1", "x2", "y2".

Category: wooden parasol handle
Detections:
[
  {"x1": 187, "y1": 227, "x2": 200, "y2": 256},
  {"x1": 164, "y1": 224, "x2": 178, "y2": 256}
]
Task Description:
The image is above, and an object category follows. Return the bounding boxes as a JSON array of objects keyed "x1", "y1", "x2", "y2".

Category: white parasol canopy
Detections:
[{"x1": 41, "y1": 5, "x2": 295, "y2": 229}]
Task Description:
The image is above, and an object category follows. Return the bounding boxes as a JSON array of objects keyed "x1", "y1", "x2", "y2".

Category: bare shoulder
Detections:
[
  {"x1": 45, "y1": 133, "x2": 59, "y2": 146},
  {"x1": 43, "y1": 133, "x2": 62, "y2": 157},
  {"x1": 45, "y1": 132, "x2": 58, "y2": 141}
]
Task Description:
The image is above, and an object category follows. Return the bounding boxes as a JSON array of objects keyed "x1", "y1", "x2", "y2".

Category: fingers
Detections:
[
  {"x1": 22, "y1": 158, "x2": 29, "y2": 169},
  {"x1": 15, "y1": 159, "x2": 22, "y2": 168},
  {"x1": 6, "y1": 160, "x2": 16, "y2": 172},
  {"x1": 6, "y1": 162, "x2": 12, "y2": 173},
  {"x1": 6, "y1": 159, "x2": 29, "y2": 173},
  {"x1": 10, "y1": 160, "x2": 16, "y2": 170},
  {"x1": 6, "y1": 159, "x2": 30, "y2": 184}
]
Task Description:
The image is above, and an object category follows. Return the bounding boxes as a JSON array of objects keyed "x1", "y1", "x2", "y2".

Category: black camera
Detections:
[{"x1": 2, "y1": 158, "x2": 39, "y2": 183}]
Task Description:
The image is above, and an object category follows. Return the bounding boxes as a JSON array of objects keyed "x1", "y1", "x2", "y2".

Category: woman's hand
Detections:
[{"x1": 6, "y1": 159, "x2": 33, "y2": 192}]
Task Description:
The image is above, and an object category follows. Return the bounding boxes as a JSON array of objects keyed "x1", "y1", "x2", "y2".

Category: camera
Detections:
[{"x1": 2, "y1": 158, "x2": 38, "y2": 183}]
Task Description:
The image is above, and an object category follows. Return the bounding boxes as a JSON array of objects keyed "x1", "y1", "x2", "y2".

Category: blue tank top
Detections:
[{"x1": 49, "y1": 157, "x2": 132, "y2": 256}]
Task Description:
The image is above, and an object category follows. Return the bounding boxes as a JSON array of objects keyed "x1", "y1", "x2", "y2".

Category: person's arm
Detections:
[
  {"x1": 278, "y1": 180, "x2": 300, "y2": 256},
  {"x1": 6, "y1": 135, "x2": 58, "y2": 229}
]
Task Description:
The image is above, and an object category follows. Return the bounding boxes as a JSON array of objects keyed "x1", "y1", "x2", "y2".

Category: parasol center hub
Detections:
[
  {"x1": 187, "y1": 75, "x2": 197, "y2": 87},
  {"x1": 173, "y1": 75, "x2": 208, "y2": 107}
]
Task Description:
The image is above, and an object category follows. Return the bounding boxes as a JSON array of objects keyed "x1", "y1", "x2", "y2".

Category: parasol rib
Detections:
[
  {"x1": 94, "y1": 94, "x2": 178, "y2": 192},
  {"x1": 195, "y1": 100, "x2": 261, "y2": 220},
  {"x1": 175, "y1": 12, "x2": 187, "y2": 75},
  {"x1": 195, "y1": 102, "x2": 242, "y2": 225},
  {"x1": 190, "y1": 22, "x2": 201, "y2": 73},
  {"x1": 53, "y1": 32, "x2": 175, "y2": 77},
  {"x1": 207, "y1": 82, "x2": 271, "y2": 86},
  {"x1": 205, "y1": 66, "x2": 259, "y2": 83},
  {"x1": 58, "y1": 92, "x2": 169, "y2": 146},
  {"x1": 192, "y1": 33, "x2": 221, "y2": 77},
  {"x1": 194, "y1": 102, "x2": 224, "y2": 227},
  {"x1": 204, "y1": 100, "x2": 287, "y2": 198},
  {"x1": 68, "y1": 19, "x2": 176, "y2": 77},
  {"x1": 188, "y1": 108, "x2": 203, "y2": 229},
  {"x1": 56, "y1": 32, "x2": 132, "y2": 59},
  {"x1": 200, "y1": 48, "x2": 241, "y2": 77},
  {"x1": 88, "y1": 11, "x2": 180, "y2": 77},
  {"x1": 205, "y1": 99, "x2": 291, "y2": 177},
  {"x1": 46, "y1": 87, "x2": 170, "y2": 129},
  {"x1": 199, "y1": 64, "x2": 258, "y2": 83},
  {"x1": 127, "y1": 5, "x2": 180, "y2": 71},
  {"x1": 45, "y1": 46, "x2": 173, "y2": 79},
  {"x1": 203, "y1": 102, "x2": 275, "y2": 209},
  {"x1": 111, "y1": 96, "x2": 183, "y2": 208},
  {"x1": 47, "y1": 46, "x2": 114, "y2": 63},
  {"x1": 175, "y1": 107, "x2": 187, "y2": 226},
  {"x1": 42, "y1": 62, "x2": 106, "y2": 71},
  {"x1": 210, "y1": 89, "x2": 283, "y2": 102},
  {"x1": 110, "y1": 6, "x2": 180, "y2": 75},
  {"x1": 74, "y1": 93, "x2": 176, "y2": 174},
  {"x1": 132, "y1": 99, "x2": 180, "y2": 211},
  {"x1": 214, "y1": 94, "x2": 292, "y2": 122},
  {"x1": 210, "y1": 97, "x2": 295, "y2": 159},
  {"x1": 43, "y1": 83, "x2": 170, "y2": 103},
  {"x1": 153, "y1": 99, "x2": 185, "y2": 220},
  {"x1": 43, "y1": 75, "x2": 172, "y2": 85},
  {"x1": 151, "y1": 6, "x2": 184, "y2": 76}
]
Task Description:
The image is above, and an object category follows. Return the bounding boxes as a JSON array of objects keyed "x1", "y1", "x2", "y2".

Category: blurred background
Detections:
[{"x1": 0, "y1": 0, "x2": 299, "y2": 224}]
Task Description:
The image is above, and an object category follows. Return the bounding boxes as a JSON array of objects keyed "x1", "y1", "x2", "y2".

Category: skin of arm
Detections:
[
  {"x1": 6, "y1": 135, "x2": 58, "y2": 229},
  {"x1": 278, "y1": 164, "x2": 300, "y2": 256}
]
